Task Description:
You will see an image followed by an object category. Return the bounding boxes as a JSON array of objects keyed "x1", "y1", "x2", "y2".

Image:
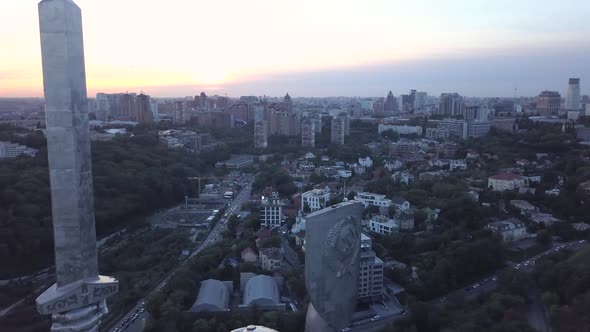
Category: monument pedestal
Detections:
[
  {"x1": 305, "y1": 303, "x2": 335, "y2": 332},
  {"x1": 49, "y1": 300, "x2": 107, "y2": 332}
]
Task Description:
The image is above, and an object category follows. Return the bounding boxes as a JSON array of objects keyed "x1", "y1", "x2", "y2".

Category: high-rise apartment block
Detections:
[
  {"x1": 566, "y1": 78, "x2": 581, "y2": 111},
  {"x1": 301, "y1": 118, "x2": 316, "y2": 148},
  {"x1": 538, "y1": 91, "x2": 561, "y2": 116},
  {"x1": 358, "y1": 234, "x2": 383, "y2": 303},
  {"x1": 438, "y1": 93, "x2": 464, "y2": 116},
  {"x1": 254, "y1": 120, "x2": 268, "y2": 149},
  {"x1": 331, "y1": 114, "x2": 347, "y2": 145},
  {"x1": 119, "y1": 93, "x2": 154, "y2": 123}
]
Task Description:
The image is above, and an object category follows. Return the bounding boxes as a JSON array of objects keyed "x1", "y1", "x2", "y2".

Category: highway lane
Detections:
[{"x1": 106, "y1": 175, "x2": 254, "y2": 332}]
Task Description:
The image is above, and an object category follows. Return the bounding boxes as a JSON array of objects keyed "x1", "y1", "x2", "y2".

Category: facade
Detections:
[
  {"x1": 259, "y1": 247, "x2": 282, "y2": 271},
  {"x1": 0, "y1": 141, "x2": 38, "y2": 159},
  {"x1": 378, "y1": 124, "x2": 423, "y2": 136},
  {"x1": 358, "y1": 156, "x2": 373, "y2": 168},
  {"x1": 537, "y1": 91, "x2": 561, "y2": 115},
  {"x1": 354, "y1": 192, "x2": 392, "y2": 208},
  {"x1": 301, "y1": 188, "x2": 331, "y2": 212},
  {"x1": 369, "y1": 216, "x2": 399, "y2": 235},
  {"x1": 260, "y1": 195, "x2": 284, "y2": 228},
  {"x1": 120, "y1": 93, "x2": 154, "y2": 123},
  {"x1": 438, "y1": 93, "x2": 464, "y2": 116},
  {"x1": 397, "y1": 212, "x2": 415, "y2": 231},
  {"x1": 426, "y1": 128, "x2": 450, "y2": 140},
  {"x1": 439, "y1": 119, "x2": 467, "y2": 138},
  {"x1": 488, "y1": 173, "x2": 528, "y2": 191},
  {"x1": 566, "y1": 78, "x2": 581, "y2": 111},
  {"x1": 254, "y1": 120, "x2": 268, "y2": 149},
  {"x1": 485, "y1": 218, "x2": 527, "y2": 242},
  {"x1": 358, "y1": 234, "x2": 384, "y2": 303},
  {"x1": 467, "y1": 121, "x2": 491, "y2": 138},
  {"x1": 301, "y1": 119, "x2": 316, "y2": 148}
]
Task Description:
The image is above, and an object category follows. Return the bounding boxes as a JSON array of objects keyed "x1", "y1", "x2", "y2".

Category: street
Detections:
[{"x1": 106, "y1": 175, "x2": 254, "y2": 332}]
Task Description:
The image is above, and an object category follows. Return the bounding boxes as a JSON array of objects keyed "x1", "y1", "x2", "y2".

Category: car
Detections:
[
  {"x1": 465, "y1": 287, "x2": 472, "y2": 292},
  {"x1": 402, "y1": 310, "x2": 408, "y2": 316},
  {"x1": 371, "y1": 315, "x2": 381, "y2": 321},
  {"x1": 439, "y1": 297, "x2": 447, "y2": 302},
  {"x1": 580, "y1": 240, "x2": 586, "y2": 244},
  {"x1": 342, "y1": 328, "x2": 351, "y2": 332},
  {"x1": 491, "y1": 276, "x2": 497, "y2": 281},
  {"x1": 473, "y1": 283, "x2": 480, "y2": 288}
]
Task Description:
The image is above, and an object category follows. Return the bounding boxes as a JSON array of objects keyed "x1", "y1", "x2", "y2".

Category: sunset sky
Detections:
[{"x1": 0, "y1": 0, "x2": 589, "y2": 98}]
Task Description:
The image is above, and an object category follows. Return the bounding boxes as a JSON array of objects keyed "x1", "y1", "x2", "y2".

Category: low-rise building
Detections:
[
  {"x1": 530, "y1": 213, "x2": 560, "y2": 226},
  {"x1": 488, "y1": 173, "x2": 528, "y2": 192},
  {"x1": 259, "y1": 247, "x2": 282, "y2": 271},
  {"x1": 397, "y1": 212, "x2": 415, "y2": 231},
  {"x1": 0, "y1": 141, "x2": 38, "y2": 159},
  {"x1": 260, "y1": 194, "x2": 284, "y2": 228},
  {"x1": 354, "y1": 192, "x2": 392, "y2": 209},
  {"x1": 358, "y1": 156, "x2": 373, "y2": 168},
  {"x1": 510, "y1": 200, "x2": 538, "y2": 214},
  {"x1": 301, "y1": 188, "x2": 331, "y2": 212},
  {"x1": 369, "y1": 215, "x2": 400, "y2": 235},
  {"x1": 485, "y1": 218, "x2": 527, "y2": 242},
  {"x1": 392, "y1": 171, "x2": 415, "y2": 185},
  {"x1": 241, "y1": 247, "x2": 258, "y2": 263}
]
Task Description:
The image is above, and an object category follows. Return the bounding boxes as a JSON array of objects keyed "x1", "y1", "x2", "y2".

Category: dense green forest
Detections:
[{"x1": 0, "y1": 126, "x2": 229, "y2": 278}]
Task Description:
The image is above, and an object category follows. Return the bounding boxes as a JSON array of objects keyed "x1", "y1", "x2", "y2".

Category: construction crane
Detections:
[{"x1": 186, "y1": 176, "x2": 212, "y2": 197}]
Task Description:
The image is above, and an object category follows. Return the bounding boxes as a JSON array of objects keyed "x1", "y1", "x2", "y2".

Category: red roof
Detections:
[{"x1": 490, "y1": 173, "x2": 524, "y2": 181}]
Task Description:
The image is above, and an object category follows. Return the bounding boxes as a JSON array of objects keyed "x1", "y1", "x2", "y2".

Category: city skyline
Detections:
[{"x1": 1, "y1": 0, "x2": 589, "y2": 98}]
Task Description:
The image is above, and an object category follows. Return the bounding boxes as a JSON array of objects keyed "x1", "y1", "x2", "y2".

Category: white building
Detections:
[
  {"x1": 359, "y1": 234, "x2": 384, "y2": 303},
  {"x1": 0, "y1": 141, "x2": 38, "y2": 159},
  {"x1": 301, "y1": 188, "x2": 331, "y2": 212},
  {"x1": 392, "y1": 171, "x2": 415, "y2": 185},
  {"x1": 260, "y1": 195, "x2": 284, "y2": 228},
  {"x1": 391, "y1": 196, "x2": 411, "y2": 212},
  {"x1": 354, "y1": 192, "x2": 392, "y2": 209},
  {"x1": 378, "y1": 124, "x2": 423, "y2": 136},
  {"x1": 369, "y1": 216, "x2": 400, "y2": 235},
  {"x1": 488, "y1": 173, "x2": 528, "y2": 192},
  {"x1": 259, "y1": 248, "x2": 282, "y2": 271},
  {"x1": 485, "y1": 219, "x2": 527, "y2": 242},
  {"x1": 358, "y1": 156, "x2": 373, "y2": 168},
  {"x1": 449, "y1": 159, "x2": 467, "y2": 171},
  {"x1": 566, "y1": 78, "x2": 581, "y2": 111}
]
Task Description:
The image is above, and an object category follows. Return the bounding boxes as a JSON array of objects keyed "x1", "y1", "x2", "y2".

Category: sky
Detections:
[{"x1": 0, "y1": 0, "x2": 589, "y2": 98}]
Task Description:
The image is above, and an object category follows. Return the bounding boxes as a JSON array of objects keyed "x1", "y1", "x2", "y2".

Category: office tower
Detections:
[
  {"x1": 304, "y1": 201, "x2": 363, "y2": 332},
  {"x1": 254, "y1": 120, "x2": 268, "y2": 149},
  {"x1": 537, "y1": 91, "x2": 561, "y2": 116},
  {"x1": 383, "y1": 91, "x2": 397, "y2": 113},
  {"x1": 150, "y1": 99, "x2": 159, "y2": 121},
  {"x1": 301, "y1": 118, "x2": 316, "y2": 148},
  {"x1": 566, "y1": 78, "x2": 581, "y2": 111},
  {"x1": 120, "y1": 93, "x2": 153, "y2": 123},
  {"x1": 439, "y1": 93, "x2": 464, "y2": 116},
  {"x1": 36, "y1": 1, "x2": 118, "y2": 330}
]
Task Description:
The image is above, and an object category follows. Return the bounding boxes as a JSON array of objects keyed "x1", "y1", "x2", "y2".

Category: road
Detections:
[
  {"x1": 348, "y1": 240, "x2": 588, "y2": 332},
  {"x1": 106, "y1": 175, "x2": 254, "y2": 332}
]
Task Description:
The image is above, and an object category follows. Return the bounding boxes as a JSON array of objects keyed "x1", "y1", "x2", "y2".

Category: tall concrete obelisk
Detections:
[{"x1": 36, "y1": 1, "x2": 118, "y2": 331}]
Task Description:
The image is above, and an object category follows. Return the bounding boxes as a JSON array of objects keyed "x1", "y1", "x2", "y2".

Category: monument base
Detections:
[
  {"x1": 50, "y1": 299, "x2": 108, "y2": 332},
  {"x1": 305, "y1": 303, "x2": 336, "y2": 332}
]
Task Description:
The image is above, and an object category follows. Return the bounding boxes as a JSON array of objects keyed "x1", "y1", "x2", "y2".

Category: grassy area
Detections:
[{"x1": 568, "y1": 246, "x2": 590, "y2": 266}]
